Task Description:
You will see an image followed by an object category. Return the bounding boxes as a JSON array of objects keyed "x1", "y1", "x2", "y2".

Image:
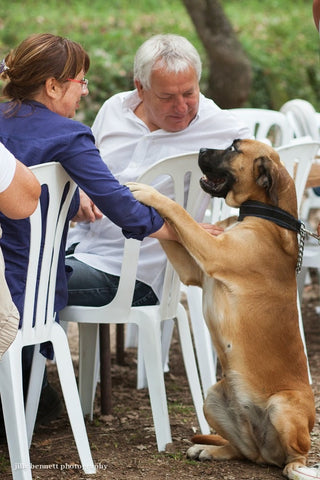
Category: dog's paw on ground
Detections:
[{"x1": 187, "y1": 444, "x2": 213, "y2": 461}]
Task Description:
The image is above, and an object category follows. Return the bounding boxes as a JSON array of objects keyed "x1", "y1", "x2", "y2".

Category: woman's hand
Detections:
[{"x1": 72, "y1": 189, "x2": 103, "y2": 223}]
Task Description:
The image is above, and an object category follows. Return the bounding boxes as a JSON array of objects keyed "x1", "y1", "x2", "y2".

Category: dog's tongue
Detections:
[
  {"x1": 212, "y1": 176, "x2": 225, "y2": 185},
  {"x1": 202, "y1": 175, "x2": 224, "y2": 186}
]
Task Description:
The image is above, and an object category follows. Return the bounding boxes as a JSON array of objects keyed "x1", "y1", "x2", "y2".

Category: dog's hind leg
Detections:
[
  {"x1": 189, "y1": 379, "x2": 283, "y2": 465},
  {"x1": 267, "y1": 391, "x2": 315, "y2": 478},
  {"x1": 187, "y1": 380, "x2": 249, "y2": 462},
  {"x1": 187, "y1": 433, "x2": 244, "y2": 461},
  {"x1": 187, "y1": 440, "x2": 243, "y2": 462}
]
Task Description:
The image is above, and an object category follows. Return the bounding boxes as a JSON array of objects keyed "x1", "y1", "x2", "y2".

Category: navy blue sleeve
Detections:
[{"x1": 60, "y1": 128, "x2": 164, "y2": 240}]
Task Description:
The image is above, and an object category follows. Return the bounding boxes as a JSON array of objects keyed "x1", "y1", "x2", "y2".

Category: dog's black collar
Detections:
[{"x1": 238, "y1": 200, "x2": 302, "y2": 233}]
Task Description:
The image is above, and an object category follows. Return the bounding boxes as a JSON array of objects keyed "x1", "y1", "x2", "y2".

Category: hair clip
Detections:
[{"x1": 0, "y1": 59, "x2": 9, "y2": 74}]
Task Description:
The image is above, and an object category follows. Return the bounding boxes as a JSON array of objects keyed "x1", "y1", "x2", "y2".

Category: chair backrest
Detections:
[
  {"x1": 316, "y1": 112, "x2": 320, "y2": 140},
  {"x1": 300, "y1": 185, "x2": 320, "y2": 222},
  {"x1": 280, "y1": 99, "x2": 320, "y2": 140},
  {"x1": 276, "y1": 140, "x2": 320, "y2": 211},
  {"x1": 229, "y1": 107, "x2": 294, "y2": 146},
  {"x1": 209, "y1": 197, "x2": 238, "y2": 224},
  {"x1": 136, "y1": 152, "x2": 210, "y2": 319},
  {"x1": 92, "y1": 152, "x2": 209, "y2": 323},
  {"x1": 22, "y1": 162, "x2": 77, "y2": 339}
]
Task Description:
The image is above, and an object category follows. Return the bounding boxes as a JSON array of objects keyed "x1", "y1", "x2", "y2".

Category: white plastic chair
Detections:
[
  {"x1": 276, "y1": 140, "x2": 320, "y2": 300},
  {"x1": 280, "y1": 99, "x2": 320, "y2": 223},
  {"x1": 0, "y1": 162, "x2": 96, "y2": 480},
  {"x1": 279, "y1": 100, "x2": 320, "y2": 297},
  {"x1": 277, "y1": 140, "x2": 320, "y2": 383},
  {"x1": 276, "y1": 140, "x2": 320, "y2": 214},
  {"x1": 300, "y1": 187, "x2": 320, "y2": 223},
  {"x1": 60, "y1": 152, "x2": 211, "y2": 452},
  {"x1": 229, "y1": 107, "x2": 294, "y2": 146},
  {"x1": 280, "y1": 99, "x2": 320, "y2": 141}
]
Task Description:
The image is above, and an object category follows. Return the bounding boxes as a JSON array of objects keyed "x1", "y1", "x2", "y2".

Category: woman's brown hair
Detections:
[{"x1": 0, "y1": 33, "x2": 90, "y2": 114}]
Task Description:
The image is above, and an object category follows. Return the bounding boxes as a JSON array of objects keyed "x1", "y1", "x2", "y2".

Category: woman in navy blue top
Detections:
[{"x1": 0, "y1": 33, "x2": 175, "y2": 325}]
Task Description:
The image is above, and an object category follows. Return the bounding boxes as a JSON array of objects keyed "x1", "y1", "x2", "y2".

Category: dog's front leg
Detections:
[
  {"x1": 126, "y1": 182, "x2": 182, "y2": 216},
  {"x1": 127, "y1": 182, "x2": 218, "y2": 275},
  {"x1": 159, "y1": 239, "x2": 203, "y2": 286}
]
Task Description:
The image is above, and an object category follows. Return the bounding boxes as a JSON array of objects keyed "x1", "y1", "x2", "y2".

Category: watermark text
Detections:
[{"x1": 13, "y1": 462, "x2": 107, "y2": 471}]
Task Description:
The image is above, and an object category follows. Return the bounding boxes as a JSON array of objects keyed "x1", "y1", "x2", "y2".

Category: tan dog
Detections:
[{"x1": 127, "y1": 139, "x2": 315, "y2": 478}]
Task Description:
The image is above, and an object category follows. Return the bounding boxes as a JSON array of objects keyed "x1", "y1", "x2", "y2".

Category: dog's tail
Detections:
[{"x1": 191, "y1": 434, "x2": 228, "y2": 446}]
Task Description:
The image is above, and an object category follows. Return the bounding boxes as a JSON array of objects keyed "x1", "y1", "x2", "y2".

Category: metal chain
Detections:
[
  {"x1": 296, "y1": 222, "x2": 320, "y2": 274},
  {"x1": 303, "y1": 225, "x2": 320, "y2": 243},
  {"x1": 296, "y1": 223, "x2": 306, "y2": 274}
]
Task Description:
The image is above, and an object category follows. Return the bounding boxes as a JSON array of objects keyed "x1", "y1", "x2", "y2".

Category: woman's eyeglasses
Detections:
[{"x1": 67, "y1": 78, "x2": 89, "y2": 91}]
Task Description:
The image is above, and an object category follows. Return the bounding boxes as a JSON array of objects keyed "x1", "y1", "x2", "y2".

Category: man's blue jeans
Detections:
[{"x1": 66, "y1": 256, "x2": 158, "y2": 307}]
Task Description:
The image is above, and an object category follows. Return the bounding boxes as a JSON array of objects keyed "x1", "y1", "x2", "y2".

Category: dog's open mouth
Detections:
[
  {"x1": 198, "y1": 146, "x2": 237, "y2": 199},
  {"x1": 199, "y1": 173, "x2": 232, "y2": 198}
]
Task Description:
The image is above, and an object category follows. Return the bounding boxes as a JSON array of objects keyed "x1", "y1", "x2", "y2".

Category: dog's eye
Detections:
[{"x1": 228, "y1": 141, "x2": 240, "y2": 153}]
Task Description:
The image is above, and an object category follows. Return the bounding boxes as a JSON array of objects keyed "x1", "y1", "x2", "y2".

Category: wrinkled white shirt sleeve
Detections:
[{"x1": 0, "y1": 142, "x2": 16, "y2": 193}]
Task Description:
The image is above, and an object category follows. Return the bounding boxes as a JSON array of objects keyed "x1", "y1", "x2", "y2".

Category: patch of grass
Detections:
[
  {"x1": 168, "y1": 402, "x2": 194, "y2": 417},
  {"x1": 164, "y1": 451, "x2": 186, "y2": 461},
  {"x1": 0, "y1": 453, "x2": 10, "y2": 473}
]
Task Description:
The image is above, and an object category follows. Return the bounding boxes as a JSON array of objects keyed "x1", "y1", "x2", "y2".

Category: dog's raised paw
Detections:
[{"x1": 187, "y1": 444, "x2": 213, "y2": 462}]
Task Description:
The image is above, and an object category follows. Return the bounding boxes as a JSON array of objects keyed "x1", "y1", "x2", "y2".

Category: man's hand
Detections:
[
  {"x1": 72, "y1": 189, "x2": 103, "y2": 223},
  {"x1": 199, "y1": 223, "x2": 224, "y2": 236}
]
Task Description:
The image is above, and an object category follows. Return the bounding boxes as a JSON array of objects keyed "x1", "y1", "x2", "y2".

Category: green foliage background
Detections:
[{"x1": 0, "y1": 0, "x2": 319, "y2": 125}]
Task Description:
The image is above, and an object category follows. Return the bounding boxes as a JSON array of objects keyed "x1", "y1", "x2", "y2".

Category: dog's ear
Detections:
[{"x1": 254, "y1": 156, "x2": 279, "y2": 205}]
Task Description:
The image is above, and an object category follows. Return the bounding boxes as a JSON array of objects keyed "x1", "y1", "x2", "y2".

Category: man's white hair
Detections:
[{"x1": 133, "y1": 34, "x2": 202, "y2": 89}]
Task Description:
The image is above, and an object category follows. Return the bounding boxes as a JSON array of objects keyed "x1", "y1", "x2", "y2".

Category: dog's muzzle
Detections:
[{"x1": 198, "y1": 147, "x2": 236, "y2": 198}]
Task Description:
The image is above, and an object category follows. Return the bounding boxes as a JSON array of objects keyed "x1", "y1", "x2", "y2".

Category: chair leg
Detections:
[
  {"x1": 161, "y1": 318, "x2": 174, "y2": 374},
  {"x1": 186, "y1": 286, "x2": 217, "y2": 395},
  {"x1": 133, "y1": 313, "x2": 172, "y2": 451},
  {"x1": 297, "y1": 291, "x2": 312, "y2": 384},
  {"x1": 116, "y1": 324, "x2": 125, "y2": 365},
  {"x1": 52, "y1": 324, "x2": 96, "y2": 474},
  {"x1": 136, "y1": 333, "x2": 146, "y2": 390},
  {"x1": 297, "y1": 267, "x2": 308, "y2": 302},
  {"x1": 25, "y1": 344, "x2": 46, "y2": 447},
  {"x1": 78, "y1": 323, "x2": 100, "y2": 419},
  {"x1": 99, "y1": 324, "x2": 112, "y2": 415},
  {"x1": 176, "y1": 303, "x2": 210, "y2": 435},
  {"x1": 0, "y1": 348, "x2": 32, "y2": 480},
  {"x1": 136, "y1": 319, "x2": 174, "y2": 390},
  {"x1": 125, "y1": 323, "x2": 138, "y2": 348}
]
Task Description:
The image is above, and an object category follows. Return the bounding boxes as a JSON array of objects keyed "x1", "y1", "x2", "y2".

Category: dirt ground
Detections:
[{"x1": 1, "y1": 281, "x2": 320, "y2": 480}]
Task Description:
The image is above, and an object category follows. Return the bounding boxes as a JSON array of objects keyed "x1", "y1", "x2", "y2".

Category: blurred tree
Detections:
[{"x1": 182, "y1": 0, "x2": 252, "y2": 107}]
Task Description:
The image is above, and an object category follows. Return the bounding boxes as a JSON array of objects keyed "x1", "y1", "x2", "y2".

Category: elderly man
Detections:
[{"x1": 66, "y1": 33, "x2": 251, "y2": 308}]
